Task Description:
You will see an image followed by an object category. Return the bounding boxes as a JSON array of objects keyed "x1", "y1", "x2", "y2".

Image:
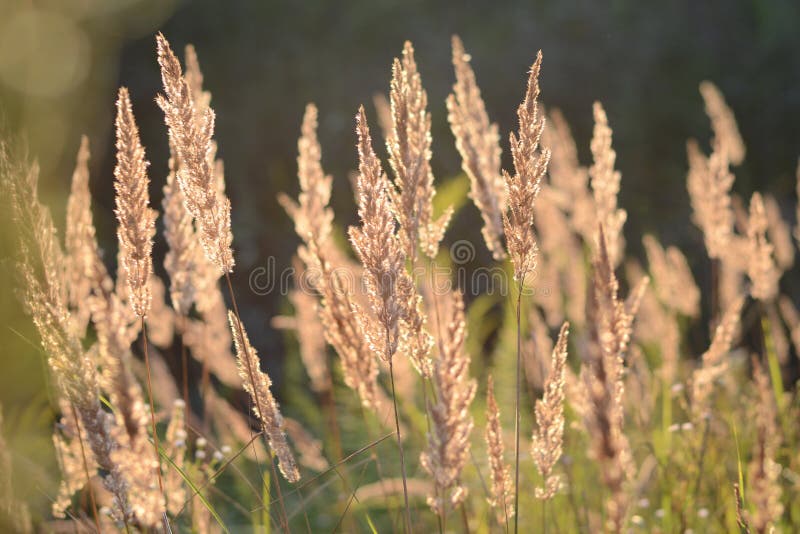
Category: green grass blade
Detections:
[
  {"x1": 160, "y1": 449, "x2": 230, "y2": 534},
  {"x1": 365, "y1": 512, "x2": 379, "y2": 534}
]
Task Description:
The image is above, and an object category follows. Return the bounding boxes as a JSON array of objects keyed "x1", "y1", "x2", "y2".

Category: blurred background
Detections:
[{"x1": 0, "y1": 0, "x2": 798, "y2": 522}]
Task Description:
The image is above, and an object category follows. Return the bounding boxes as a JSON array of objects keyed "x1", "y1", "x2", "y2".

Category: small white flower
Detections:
[
  {"x1": 195, "y1": 450, "x2": 206, "y2": 460},
  {"x1": 697, "y1": 508, "x2": 709, "y2": 519},
  {"x1": 637, "y1": 498, "x2": 650, "y2": 508},
  {"x1": 681, "y1": 422, "x2": 694, "y2": 431},
  {"x1": 655, "y1": 509, "x2": 665, "y2": 519},
  {"x1": 196, "y1": 437, "x2": 207, "y2": 448}
]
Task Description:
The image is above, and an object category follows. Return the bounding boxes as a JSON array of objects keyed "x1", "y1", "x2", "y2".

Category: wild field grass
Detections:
[{"x1": 1, "y1": 31, "x2": 799, "y2": 533}]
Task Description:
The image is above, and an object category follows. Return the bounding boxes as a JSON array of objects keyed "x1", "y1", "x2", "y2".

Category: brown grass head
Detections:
[
  {"x1": 162, "y1": 151, "x2": 199, "y2": 316},
  {"x1": 589, "y1": 102, "x2": 627, "y2": 267},
  {"x1": 687, "y1": 139, "x2": 736, "y2": 260},
  {"x1": 228, "y1": 312, "x2": 300, "y2": 482},
  {"x1": 113, "y1": 87, "x2": 156, "y2": 319},
  {"x1": 447, "y1": 35, "x2": 505, "y2": 260},
  {"x1": 420, "y1": 290, "x2": 476, "y2": 515},
  {"x1": 156, "y1": 32, "x2": 234, "y2": 274},
  {"x1": 387, "y1": 41, "x2": 452, "y2": 260},
  {"x1": 65, "y1": 136, "x2": 111, "y2": 334},
  {"x1": 349, "y1": 106, "x2": 405, "y2": 361},
  {"x1": 531, "y1": 322, "x2": 569, "y2": 500},
  {"x1": 746, "y1": 359, "x2": 783, "y2": 532},
  {"x1": 699, "y1": 80, "x2": 746, "y2": 165},
  {"x1": 278, "y1": 103, "x2": 334, "y2": 248},
  {"x1": 485, "y1": 375, "x2": 514, "y2": 524},
  {"x1": 746, "y1": 192, "x2": 779, "y2": 302},
  {"x1": 580, "y1": 226, "x2": 643, "y2": 530},
  {"x1": 502, "y1": 50, "x2": 550, "y2": 284}
]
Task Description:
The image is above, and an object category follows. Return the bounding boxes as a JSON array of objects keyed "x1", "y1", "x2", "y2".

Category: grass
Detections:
[{"x1": 1, "y1": 30, "x2": 799, "y2": 534}]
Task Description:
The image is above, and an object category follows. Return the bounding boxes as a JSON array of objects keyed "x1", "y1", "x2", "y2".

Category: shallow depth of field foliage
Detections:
[{"x1": 1, "y1": 2, "x2": 800, "y2": 533}]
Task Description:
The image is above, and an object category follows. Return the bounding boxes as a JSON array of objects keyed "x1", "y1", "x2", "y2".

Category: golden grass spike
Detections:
[
  {"x1": 502, "y1": 50, "x2": 549, "y2": 284},
  {"x1": 65, "y1": 135, "x2": 111, "y2": 333},
  {"x1": 228, "y1": 311, "x2": 300, "y2": 482},
  {"x1": 156, "y1": 33, "x2": 234, "y2": 274},
  {"x1": 746, "y1": 192, "x2": 779, "y2": 302},
  {"x1": 420, "y1": 290, "x2": 476, "y2": 516},
  {"x1": 687, "y1": 139, "x2": 736, "y2": 260},
  {"x1": 589, "y1": 102, "x2": 627, "y2": 267},
  {"x1": 485, "y1": 375, "x2": 514, "y2": 524},
  {"x1": 580, "y1": 225, "x2": 641, "y2": 531},
  {"x1": 447, "y1": 35, "x2": 505, "y2": 260},
  {"x1": 349, "y1": 106, "x2": 405, "y2": 362},
  {"x1": 113, "y1": 87, "x2": 156, "y2": 319},
  {"x1": 387, "y1": 41, "x2": 450, "y2": 261},
  {"x1": 531, "y1": 322, "x2": 569, "y2": 500},
  {"x1": 700, "y1": 80, "x2": 746, "y2": 165},
  {"x1": 746, "y1": 359, "x2": 783, "y2": 532}
]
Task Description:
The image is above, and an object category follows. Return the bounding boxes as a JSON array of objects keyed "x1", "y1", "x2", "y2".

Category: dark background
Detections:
[{"x1": 0, "y1": 0, "x2": 798, "y2": 517}]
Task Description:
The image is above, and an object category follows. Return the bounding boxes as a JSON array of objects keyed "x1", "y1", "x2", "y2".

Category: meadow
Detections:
[{"x1": 1, "y1": 29, "x2": 799, "y2": 533}]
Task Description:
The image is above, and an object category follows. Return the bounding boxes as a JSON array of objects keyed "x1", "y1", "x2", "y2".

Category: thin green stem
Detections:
[
  {"x1": 542, "y1": 498, "x2": 546, "y2": 534},
  {"x1": 514, "y1": 281, "x2": 524, "y2": 534},
  {"x1": 389, "y1": 354, "x2": 412, "y2": 534},
  {"x1": 141, "y1": 319, "x2": 166, "y2": 505}
]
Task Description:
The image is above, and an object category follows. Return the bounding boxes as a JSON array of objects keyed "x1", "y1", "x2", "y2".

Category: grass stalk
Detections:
[
  {"x1": 141, "y1": 318, "x2": 167, "y2": 524},
  {"x1": 68, "y1": 402, "x2": 101, "y2": 533},
  {"x1": 542, "y1": 499, "x2": 546, "y2": 534},
  {"x1": 513, "y1": 280, "x2": 525, "y2": 534},
  {"x1": 427, "y1": 257, "x2": 445, "y2": 534},
  {"x1": 179, "y1": 315, "x2": 190, "y2": 423},
  {"x1": 224, "y1": 272, "x2": 290, "y2": 534},
  {"x1": 388, "y1": 353, "x2": 412, "y2": 534}
]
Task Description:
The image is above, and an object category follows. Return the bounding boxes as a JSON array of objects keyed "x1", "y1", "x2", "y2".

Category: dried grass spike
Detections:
[
  {"x1": 746, "y1": 360, "x2": 783, "y2": 532},
  {"x1": 386, "y1": 41, "x2": 449, "y2": 261},
  {"x1": 420, "y1": 291, "x2": 476, "y2": 515},
  {"x1": 589, "y1": 102, "x2": 627, "y2": 266},
  {"x1": 485, "y1": 375, "x2": 514, "y2": 524},
  {"x1": 113, "y1": 87, "x2": 156, "y2": 318},
  {"x1": 228, "y1": 311, "x2": 300, "y2": 482},
  {"x1": 156, "y1": 33, "x2": 234, "y2": 273},
  {"x1": 700, "y1": 81, "x2": 746, "y2": 165},
  {"x1": 349, "y1": 107, "x2": 405, "y2": 361},
  {"x1": 65, "y1": 136, "x2": 110, "y2": 333},
  {"x1": 503, "y1": 50, "x2": 549, "y2": 283},
  {"x1": 688, "y1": 142, "x2": 736, "y2": 259},
  {"x1": 447, "y1": 35, "x2": 505, "y2": 259},
  {"x1": 747, "y1": 192, "x2": 779, "y2": 301},
  {"x1": 531, "y1": 322, "x2": 569, "y2": 499},
  {"x1": 162, "y1": 156, "x2": 198, "y2": 316}
]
